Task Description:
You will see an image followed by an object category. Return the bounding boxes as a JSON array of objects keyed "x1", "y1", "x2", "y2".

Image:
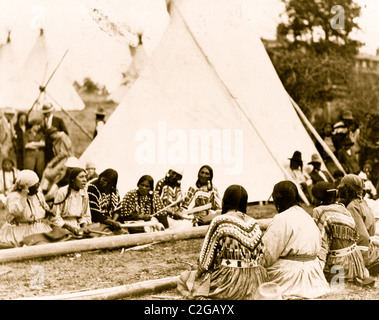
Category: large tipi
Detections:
[
  {"x1": 7, "y1": 29, "x2": 85, "y2": 112},
  {"x1": 0, "y1": 32, "x2": 21, "y2": 109},
  {"x1": 80, "y1": 0, "x2": 327, "y2": 203}
]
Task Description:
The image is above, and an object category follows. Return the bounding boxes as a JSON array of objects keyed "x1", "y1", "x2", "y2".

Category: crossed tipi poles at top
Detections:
[{"x1": 26, "y1": 47, "x2": 92, "y2": 141}]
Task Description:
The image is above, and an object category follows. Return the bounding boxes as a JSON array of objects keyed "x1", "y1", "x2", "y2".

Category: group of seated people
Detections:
[
  {"x1": 2, "y1": 151, "x2": 379, "y2": 300},
  {"x1": 0, "y1": 163, "x2": 223, "y2": 248},
  {"x1": 178, "y1": 173, "x2": 379, "y2": 300}
]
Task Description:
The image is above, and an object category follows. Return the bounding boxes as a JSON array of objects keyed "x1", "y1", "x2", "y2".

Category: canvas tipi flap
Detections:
[{"x1": 80, "y1": 0, "x2": 323, "y2": 203}]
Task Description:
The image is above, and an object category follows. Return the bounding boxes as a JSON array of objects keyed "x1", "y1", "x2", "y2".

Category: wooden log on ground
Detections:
[
  {"x1": 15, "y1": 276, "x2": 180, "y2": 300},
  {"x1": 0, "y1": 226, "x2": 209, "y2": 264},
  {"x1": 0, "y1": 218, "x2": 273, "y2": 263}
]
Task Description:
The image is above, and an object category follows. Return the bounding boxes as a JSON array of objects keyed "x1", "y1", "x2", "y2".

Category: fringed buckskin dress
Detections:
[
  {"x1": 313, "y1": 203, "x2": 370, "y2": 282},
  {"x1": 177, "y1": 212, "x2": 268, "y2": 300}
]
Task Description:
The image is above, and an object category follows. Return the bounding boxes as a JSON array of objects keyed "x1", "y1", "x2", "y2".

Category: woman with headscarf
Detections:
[
  {"x1": 87, "y1": 168, "x2": 123, "y2": 232},
  {"x1": 51, "y1": 167, "x2": 91, "y2": 235},
  {"x1": 262, "y1": 180, "x2": 329, "y2": 299},
  {"x1": 311, "y1": 181, "x2": 373, "y2": 286},
  {"x1": 182, "y1": 165, "x2": 222, "y2": 226},
  {"x1": 120, "y1": 175, "x2": 166, "y2": 232},
  {"x1": 177, "y1": 185, "x2": 268, "y2": 300},
  {"x1": 337, "y1": 174, "x2": 379, "y2": 275},
  {"x1": 0, "y1": 170, "x2": 52, "y2": 247}
]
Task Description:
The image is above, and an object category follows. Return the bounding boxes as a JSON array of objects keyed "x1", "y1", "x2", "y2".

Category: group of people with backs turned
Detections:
[{"x1": 178, "y1": 171, "x2": 379, "y2": 300}]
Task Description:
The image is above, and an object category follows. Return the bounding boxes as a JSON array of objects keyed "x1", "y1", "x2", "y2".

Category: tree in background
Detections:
[{"x1": 265, "y1": 0, "x2": 363, "y2": 127}]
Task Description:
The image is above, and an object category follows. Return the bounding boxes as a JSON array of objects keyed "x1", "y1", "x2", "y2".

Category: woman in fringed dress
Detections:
[
  {"x1": 338, "y1": 174, "x2": 379, "y2": 276},
  {"x1": 177, "y1": 185, "x2": 268, "y2": 300},
  {"x1": 311, "y1": 181, "x2": 373, "y2": 286}
]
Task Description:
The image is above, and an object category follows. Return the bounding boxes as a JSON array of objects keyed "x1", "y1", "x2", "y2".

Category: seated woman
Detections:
[
  {"x1": 0, "y1": 170, "x2": 52, "y2": 247},
  {"x1": 155, "y1": 168, "x2": 184, "y2": 223},
  {"x1": 120, "y1": 175, "x2": 166, "y2": 233},
  {"x1": 182, "y1": 165, "x2": 222, "y2": 226},
  {"x1": 337, "y1": 174, "x2": 379, "y2": 276},
  {"x1": 51, "y1": 167, "x2": 92, "y2": 235},
  {"x1": 177, "y1": 185, "x2": 268, "y2": 300},
  {"x1": 311, "y1": 181, "x2": 373, "y2": 286},
  {"x1": 87, "y1": 168, "x2": 124, "y2": 233},
  {"x1": 262, "y1": 180, "x2": 330, "y2": 300}
]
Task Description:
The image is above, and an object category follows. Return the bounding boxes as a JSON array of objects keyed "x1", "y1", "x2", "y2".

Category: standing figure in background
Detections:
[
  {"x1": 349, "y1": 120, "x2": 361, "y2": 165},
  {"x1": 287, "y1": 151, "x2": 313, "y2": 204},
  {"x1": 40, "y1": 127, "x2": 73, "y2": 196},
  {"x1": 23, "y1": 118, "x2": 45, "y2": 179},
  {"x1": 93, "y1": 107, "x2": 106, "y2": 138},
  {"x1": 41, "y1": 103, "x2": 68, "y2": 165},
  {"x1": 337, "y1": 137, "x2": 361, "y2": 175},
  {"x1": 358, "y1": 112, "x2": 378, "y2": 168},
  {"x1": 332, "y1": 109, "x2": 354, "y2": 154},
  {"x1": 182, "y1": 165, "x2": 222, "y2": 226},
  {"x1": 13, "y1": 111, "x2": 28, "y2": 170}
]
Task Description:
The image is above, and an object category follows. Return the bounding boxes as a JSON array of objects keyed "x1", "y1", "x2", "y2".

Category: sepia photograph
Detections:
[{"x1": 0, "y1": 0, "x2": 379, "y2": 304}]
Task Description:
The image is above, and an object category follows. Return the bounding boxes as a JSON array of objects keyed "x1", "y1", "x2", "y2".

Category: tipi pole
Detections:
[
  {"x1": 15, "y1": 276, "x2": 180, "y2": 300},
  {"x1": 289, "y1": 96, "x2": 346, "y2": 174},
  {"x1": 27, "y1": 49, "x2": 69, "y2": 117},
  {"x1": 46, "y1": 92, "x2": 93, "y2": 141},
  {"x1": 173, "y1": 2, "x2": 311, "y2": 205}
]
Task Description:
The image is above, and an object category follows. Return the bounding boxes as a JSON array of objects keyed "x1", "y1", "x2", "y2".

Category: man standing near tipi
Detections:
[{"x1": 41, "y1": 103, "x2": 68, "y2": 165}]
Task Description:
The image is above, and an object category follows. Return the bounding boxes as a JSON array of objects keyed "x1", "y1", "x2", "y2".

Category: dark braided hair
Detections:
[
  {"x1": 137, "y1": 175, "x2": 154, "y2": 214},
  {"x1": 54, "y1": 167, "x2": 86, "y2": 205},
  {"x1": 195, "y1": 165, "x2": 214, "y2": 190}
]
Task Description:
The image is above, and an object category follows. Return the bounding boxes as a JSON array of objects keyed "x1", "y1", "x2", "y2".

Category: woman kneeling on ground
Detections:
[
  {"x1": 0, "y1": 170, "x2": 52, "y2": 247},
  {"x1": 51, "y1": 167, "x2": 92, "y2": 235},
  {"x1": 311, "y1": 181, "x2": 374, "y2": 286},
  {"x1": 119, "y1": 175, "x2": 166, "y2": 233},
  {"x1": 177, "y1": 184, "x2": 268, "y2": 300},
  {"x1": 262, "y1": 180, "x2": 330, "y2": 300}
]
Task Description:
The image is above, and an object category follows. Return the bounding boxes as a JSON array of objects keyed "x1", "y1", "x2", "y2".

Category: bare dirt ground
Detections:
[{"x1": 1, "y1": 204, "x2": 379, "y2": 300}]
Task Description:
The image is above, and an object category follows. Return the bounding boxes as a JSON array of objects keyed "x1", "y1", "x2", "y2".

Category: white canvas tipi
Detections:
[
  {"x1": 0, "y1": 32, "x2": 21, "y2": 109},
  {"x1": 15, "y1": 29, "x2": 85, "y2": 111},
  {"x1": 107, "y1": 35, "x2": 148, "y2": 104},
  {"x1": 80, "y1": 0, "x2": 324, "y2": 203}
]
